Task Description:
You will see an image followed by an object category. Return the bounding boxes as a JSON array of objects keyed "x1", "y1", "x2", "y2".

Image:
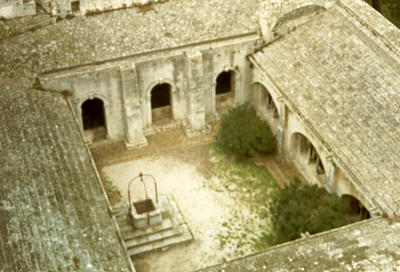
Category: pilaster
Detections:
[
  {"x1": 183, "y1": 50, "x2": 207, "y2": 136},
  {"x1": 120, "y1": 64, "x2": 148, "y2": 149}
]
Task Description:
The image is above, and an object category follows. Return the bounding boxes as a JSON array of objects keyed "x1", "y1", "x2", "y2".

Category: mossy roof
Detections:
[
  {"x1": 0, "y1": 0, "x2": 260, "y2": 87},
  {"x1": 0, "y1": 86, "x2": 132, "y2": 271},
  {"x1": 199, "y1": 217, "x2": 400, "y2": 272}
]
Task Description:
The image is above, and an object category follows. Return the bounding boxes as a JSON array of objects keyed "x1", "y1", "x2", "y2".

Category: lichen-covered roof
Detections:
[
  {"x1": 251, "y1": 5, "x2": 400, "y2": 216},
  {"x1": 0, "y1": 0, "x2": 260, "y2": 87},
  {"x1": 0, "y1": 87, "x2": 132, "y2": 271},
  {"x1": 199, "y1": 217, "x2": 400, "y2": 272}
]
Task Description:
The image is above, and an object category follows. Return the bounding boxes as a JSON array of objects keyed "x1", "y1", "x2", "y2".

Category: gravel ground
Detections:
[{"x1": 102, "y1": 145, "x2": 272, "y2": 272}]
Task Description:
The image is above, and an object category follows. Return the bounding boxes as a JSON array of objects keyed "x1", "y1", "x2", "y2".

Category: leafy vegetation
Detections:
[
  {"x1": 102, "y1": 175, "x2": 122, "y2": 205},
  {"x1": 211, "y1": 145, "x2": 279, "y2": 253},
  {"x1": 215, "y1": 103, "x2": 276, "y2": 158},
  {"x1": 262, "y1": 179, "x2": 352, "y2": 247},
  {"x1": 364, "y1": 0, "x2": 400, "y2": 27}
]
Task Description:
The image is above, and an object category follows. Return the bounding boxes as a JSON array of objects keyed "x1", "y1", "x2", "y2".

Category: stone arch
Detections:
[
  {"x1": 272, "y1": 2, "x2": 327, "y2": 36},
  {"x1": 291, "y1": 132, "x2": 326, "y2": 184},
  {"x1": 341, "y1": 194, "x2": 371, "y2": 222},
  {"x1": 80, "y1": 96, "x2": 108, "y2": 141},
  {"x1": 214, "y1": 68, "x2": 240, "y2": 112},
  {"x1": 215, "y1": 70, "x2": 236, "y2": 95},
  {"x1": 252, "y1": 82, "x2": 279, "y2": 119},
  {"x1": 260, "y1": 0, "x2": 334, "y2": 41},
  {"x1": 146, "y1": 81, "x2": 175, "y2": 125}
]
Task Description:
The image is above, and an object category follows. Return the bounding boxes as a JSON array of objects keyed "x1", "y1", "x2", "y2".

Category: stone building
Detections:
[
  {"x1": 1, "y1": 0, "x2": 400, "y2": 271},
  {"x1": 0, "y1": 0, "x2": 36, "y2": 18},
  {"x1": 37, "y1": 0, "x2": 168, "y2": 16}
]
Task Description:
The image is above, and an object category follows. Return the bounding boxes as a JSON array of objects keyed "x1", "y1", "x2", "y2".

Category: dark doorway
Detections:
[
  {"x1": 342, "y1": 195, "x2": 370, "y2": 222},
  {"x1": 151, "y1": 83, "x2": 172, "y2": 122},
  {"x1": 151, "y1": 83, "x2": 171, "y2": 109},
  {"x1": 71, "y1": 0, "x2": 80, "y2": 12},
  {"x1": 81, "y1": 98, "x2": 105, "y2": 130},
  {"x1": 216, "y1": 71, "x2": 234, "y2": 95}
]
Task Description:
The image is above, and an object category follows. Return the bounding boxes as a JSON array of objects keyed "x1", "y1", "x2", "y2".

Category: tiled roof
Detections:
[
  {"x1": 199, "y1": 217, "x2": 400, "y2": 272},
  {"x1": 0, "y1": 87, "x2": 131, "y2": 271},
  {"x1": 0, "y1": 0, "x2": 260, "y2": 87},
  {"x1": 251, "y1": 5, "x2": 400, "y2": 216}
]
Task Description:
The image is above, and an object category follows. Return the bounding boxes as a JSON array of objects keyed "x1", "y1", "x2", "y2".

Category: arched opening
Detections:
[
  {"x1": 151, "y1": 83, "x2": 172, "y2": 123},
  {"x1": 253, "y1": 83, "x2": 279, "y2": 119},
  {"x1": 215, "y1": 70, "x2": 235, "y2": 112},
  {"x1": 216, "y1": 71, "x2": 235, "y2": 95},
  {"x1": 291, "y1": 133, "x2": 325, "y2": 183},
  {"x1": 273, "y1": 5, "x2": 326, "y2": 37},
  {"x1": 81, "y1": 98, "x2": 106, "y2": 141},
  {"x1": 341, "y1": 195, "x2": 370, "y2": 222},
  {"x1": 71, "y1": 0, "x2": 80, "y2": 12}
]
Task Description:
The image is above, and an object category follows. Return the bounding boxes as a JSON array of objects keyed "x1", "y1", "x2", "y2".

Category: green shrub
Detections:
[
  {"x1": 102, "y1": 175, "x2": 122, "y2": 206},
  {"x1": 215, "y1": 103, "x2": 276, "y2": 158},
  {"x1": 264, "y1": 179, "x2": 352, "y2": 246}
]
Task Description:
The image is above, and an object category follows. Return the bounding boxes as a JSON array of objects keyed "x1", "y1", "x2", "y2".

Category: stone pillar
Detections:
[
  {"x1": 183, "y1": 50, "x2": 207, "y2": 136},
  {"x1": 120, "y1": 64, "x2": 148, "y2": 149},
  {"x1": 277, "y1": 97, "x2": 286, "y2": 156},
  {"x1": 325, "y1": 155, "x2": 336, "y2": 193}
]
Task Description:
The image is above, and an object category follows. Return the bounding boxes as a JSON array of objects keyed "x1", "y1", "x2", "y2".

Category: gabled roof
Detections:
[
  {"x1": 0, "y1": 87, "x2": 132, "y2": 271},
  {"x1": 250, "y1": 5, "x2": 400, "y2": 216}
]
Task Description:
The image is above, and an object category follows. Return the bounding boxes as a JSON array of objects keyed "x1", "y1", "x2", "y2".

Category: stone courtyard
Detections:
[
  {"x1": 2, "y1": 0, "x2": 400, "y2": 271},
  {"x1": 91, "y1": 124, "x2": 302, "y2": 272}
]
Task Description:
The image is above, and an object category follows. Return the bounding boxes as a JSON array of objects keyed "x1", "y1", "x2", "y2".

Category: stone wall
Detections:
[
  {"x1": 36, "y1": 0, "x2": 169, "y2": 16},
  {"x1": 39, "y1": 33, "x2": 259, "y2": 148},
  {"x1": 0, "y1": 0, "x2": 36, "y2": 19}
]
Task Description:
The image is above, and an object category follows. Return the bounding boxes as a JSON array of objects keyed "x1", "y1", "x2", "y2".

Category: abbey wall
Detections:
[
  {"x1": 35, "y1": 0, "x2": 400, "y2": 225},
  {"x1": 39, "y1": 33, "x2": 260, "y2": 148}
]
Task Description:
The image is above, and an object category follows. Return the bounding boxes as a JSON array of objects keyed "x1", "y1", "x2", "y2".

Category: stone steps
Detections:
[
  {"x1": 127, "y1": 224, "x2": 192, "y2": 256},
  {"x1": 113, "y1": 195, "x2": 193, "y2": 257},
  {"x1": 121, "y1": 217, "x2": 174, "y2": 241},
  {"x1": 125, "y1": 223, "x2": 183, "y2": 249}
]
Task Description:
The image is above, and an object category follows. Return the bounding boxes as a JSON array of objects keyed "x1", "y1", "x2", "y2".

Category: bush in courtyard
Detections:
[
  {"x1": 264, "y1": 179, "x2": 352, "y2": 246},
  {"x1": 215, "y1": 103, "x2": 276, "y2": 158},
  {"x1": 102, "y1": 175, "x2": 122, "y2": 205}
]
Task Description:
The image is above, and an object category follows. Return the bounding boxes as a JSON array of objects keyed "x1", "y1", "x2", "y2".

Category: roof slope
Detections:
[
  {"x1": 199, "y1": 217, "x2": 400, "y2": 272},
  {"x1": 0, "y1": 0, "x2": 259, "y2": 87},
  {"x1": 0, "y1": 87, "x2": 131, "y2": 271},
  {"x1": 251, "y1": 6, "x2": 400, "y2": 215}
]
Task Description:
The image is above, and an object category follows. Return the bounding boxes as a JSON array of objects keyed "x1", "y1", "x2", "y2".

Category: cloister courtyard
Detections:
[{"x1": 90, "y1": 124, "x2": 302, "y2": 272}]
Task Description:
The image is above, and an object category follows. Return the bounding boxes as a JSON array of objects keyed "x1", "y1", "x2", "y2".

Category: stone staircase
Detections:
[{"x1": 112, "y1": 195, "x2": 193, "y2": 257}]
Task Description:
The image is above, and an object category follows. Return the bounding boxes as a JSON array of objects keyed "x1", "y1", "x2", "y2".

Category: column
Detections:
[
  {"x1": 120, "y1": 64, "x2": 148, "y2": 149},
  {"x1": 183, "y1": 50, "x2": 206, "y2": 136},
  {"x1": 324, "y1": 155, "x2": 336, "y2": 193}
]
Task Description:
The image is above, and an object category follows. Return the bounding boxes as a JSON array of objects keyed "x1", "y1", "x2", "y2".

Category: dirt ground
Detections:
[
  {"x1": 91, "y1": 124, "x2": 304, "y2": 272},
  {"x1": 102, "y1": 145, "x2": 272, "y2": 272}
]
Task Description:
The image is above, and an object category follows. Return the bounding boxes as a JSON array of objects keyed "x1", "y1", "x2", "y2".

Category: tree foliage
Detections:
[
  {"x1": 215, "y1": 103, "x2": 276, "y2": 158},
  {"x1": 265, "y1": 179, "x2": 352, "y2": 246},
  {"x1": 365, "y1": 0, "x2": 400, "y2": 27}
]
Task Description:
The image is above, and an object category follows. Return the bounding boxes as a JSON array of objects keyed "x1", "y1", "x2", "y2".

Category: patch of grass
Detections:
[
  {"x1": 211, "y1": 144, "x2": 280, "y2": 252},
  {"x1": 102, "y1": 175, "x2": 122, "y2": 206}
]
